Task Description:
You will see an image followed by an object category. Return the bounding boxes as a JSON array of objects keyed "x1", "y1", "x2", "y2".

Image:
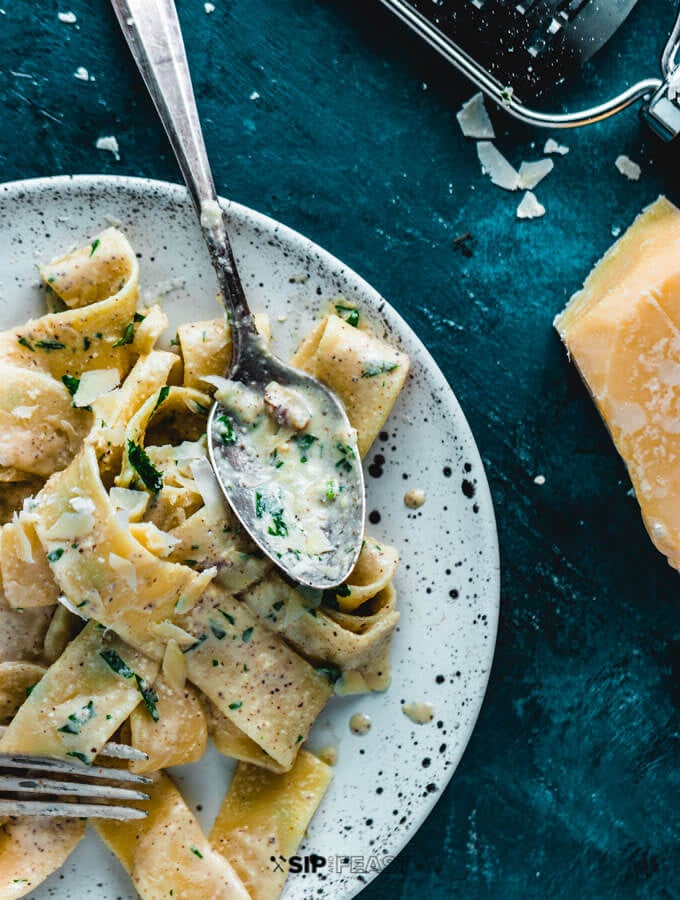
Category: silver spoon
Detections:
[{"x1": 111, "y1": 0, "x2": 365, "y2": 590}]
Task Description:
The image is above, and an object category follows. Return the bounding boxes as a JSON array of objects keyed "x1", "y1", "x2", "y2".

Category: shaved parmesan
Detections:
[
  {"x1": 150, "y1": 620, "x2": 197, "y2": 647},
  {"x1": 73, "y1": 368, "x2": 120, "y2": 407},
  {"x1": 190, "y1": 456, "x2": 225, "y2": 513},
  {"x1": 476, "y1": 142, "x2": 520, "y2": 190},
  {"x1": 58, "y1": 11, "x2": 77, "y2": 23},
  {"x1": 173, "y1": 441, "x2": 207, "y2": 461},
  {"x1": 129, "y1": 522, "x2": 180, "y2": 557},
  {"x1": 517, "y1": 191, "x2": 546, "y2": 219},
  {"x1": 109, "y1": 552, "x2": 137, "y2": 591},
  {"x1": 162, "y1": 638, "x2": 187, "y2": 691},
  {"x1": 543, "y1": 138, "x2": 569, "y2": 155},
  {"x1": 46, "y1": 511, "x2": 94, "y2": 540},
  {"x1": 70, "y1": 495, "x2": 95, "y2": 515},
  {"x1": 615, "y1": 154, "x2": 641, "y2": 181},
  {"x1": 13, "y1": 405, "x2": 36, "y2": 420},
  {"x1": 518, "y1": 158, "x2": 554, "y2": 190},
  {"x1": 456, "y1": 92, "x2": 495, "y2": 139},
  {"x1": 57, "y1": 594, "x2": 90, "y2": 621},
  {"x1": 109, "y1": 487, "x2": 149, "y2": 520}
]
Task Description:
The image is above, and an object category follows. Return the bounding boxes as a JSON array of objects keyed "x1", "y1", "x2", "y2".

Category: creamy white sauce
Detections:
[
  {"x1": 349, "y1": 712, "x2": 371, "y2": 735},
  {"x1": 317, "y1": 745, "x2": 338, "y2": 766},
  {"x1": 402, "y1": 701, "x2": 434, "y2": 724}
]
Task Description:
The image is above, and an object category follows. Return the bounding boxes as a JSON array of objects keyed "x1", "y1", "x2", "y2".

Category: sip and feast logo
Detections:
[{"x1": 270, "y1": 854, "x2": 395, "y2": 875}]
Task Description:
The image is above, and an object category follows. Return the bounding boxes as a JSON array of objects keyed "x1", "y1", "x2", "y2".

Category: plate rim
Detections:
[{"x1": 0, "y1": 172, "x2": 501, "y2": 897}]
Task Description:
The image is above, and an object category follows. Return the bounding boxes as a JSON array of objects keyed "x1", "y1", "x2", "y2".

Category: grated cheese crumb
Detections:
[
  {"x1": 543, "y1": 138, "x2": 569, "y2": 155},
  {"x1": 95, "y1": 135, "x2": 120, "y2": 161},
  {"x1": 58, "y1": 10, "x2": 77, "y2": 23},
  {"x1": 204, "y1": 2, "x2": 215, "y2": 11},
  {"x1": 533, "y1": 474, "x2": 546, "y2": 485},
  {"x1": 615, "y1": 154, "x2": 641, "y2": 181},
  {"x1": 74, "y1": 66, "x2": 90, "y2": 81}
]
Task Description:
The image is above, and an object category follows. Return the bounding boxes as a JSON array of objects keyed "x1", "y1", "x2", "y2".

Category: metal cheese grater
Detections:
[{"x1": 378, "y1": 0, "x2": 680, "y2": 140}]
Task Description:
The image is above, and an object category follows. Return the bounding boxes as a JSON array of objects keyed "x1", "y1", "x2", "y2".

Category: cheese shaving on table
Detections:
[
  {"x1": 58, "y1": 11, "x2": 77, "y2": 23},
  {"x1": 615, "y1": 154, "x2": 641, "y2": 181},
  {"x1": 516, "y1": 191, "x2": 545, "y2": 219},
  {"x1": 518, "y1": 158, "x2": 554, "y2": 190},
  {"x1": 476, "y1": 142, "x2": 520, "y2": 191},
  {"x1": 456, "y1": 92, "x2": 495, "y2": 139},
  {"x1": 543, "y1": 138, "x2": 569, "y2": 155},
  {"x1": 95, "y1": 136, "x2": 120, "y2": 160}
]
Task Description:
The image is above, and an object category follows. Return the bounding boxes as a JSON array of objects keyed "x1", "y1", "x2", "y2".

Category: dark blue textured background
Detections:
[{"x1": 2, "y1": 1, "x2": 680, "y2": 897}]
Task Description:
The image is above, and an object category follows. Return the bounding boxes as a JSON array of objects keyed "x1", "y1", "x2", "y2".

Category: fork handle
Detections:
[{"x1": 110, "y1": 0, "x2": 255, "y2": 340}]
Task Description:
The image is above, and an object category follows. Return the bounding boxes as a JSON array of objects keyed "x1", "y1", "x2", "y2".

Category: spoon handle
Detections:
[{"x1": 110, "y1": 0, "x2": 256, "y2": 350}]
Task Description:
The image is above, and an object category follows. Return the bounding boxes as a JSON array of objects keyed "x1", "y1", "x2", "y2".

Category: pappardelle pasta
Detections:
[{"x1": 0, "y1": 227, "x2": 410, "y2": 899}]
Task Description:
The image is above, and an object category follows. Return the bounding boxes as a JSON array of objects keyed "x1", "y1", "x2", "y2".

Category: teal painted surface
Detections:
[{"x1": 1, "y1": 0, "x2": 679, "y2": 897}]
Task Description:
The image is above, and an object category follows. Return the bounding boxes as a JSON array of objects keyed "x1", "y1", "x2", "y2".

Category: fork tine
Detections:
[
  {"x1": 0, "y1": 755, "x2": 152, "y2": 785},
  {"x1": 0, "y1": 774, "x2": 149, "y2": 802},
  {"x1": 0, "y1": 728, "x2": 148, "y2": 761},
  {"x1": 0, "y1": 799, "x2": 148, "y2": 820}
]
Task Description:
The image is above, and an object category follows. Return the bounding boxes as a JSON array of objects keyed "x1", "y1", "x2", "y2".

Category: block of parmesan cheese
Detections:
[{"x1": 555, "y1": 196, "x2": 680, "y2": 569}]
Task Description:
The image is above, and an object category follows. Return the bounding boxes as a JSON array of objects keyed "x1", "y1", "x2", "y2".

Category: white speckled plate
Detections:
[{"x1": 0, "y1": 175, "x2": 499, "y2": 900}]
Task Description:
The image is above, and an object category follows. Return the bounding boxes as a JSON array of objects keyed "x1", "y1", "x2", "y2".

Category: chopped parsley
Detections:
[
  {"x1": 326, "y1": 480, "x2": 338, "y2": 501},
  {"x1": 58, "y1": 699, "x2": 95, "y2": 735},
  {"x1": 209, "y1": 619, "x2": 226, "y2": 640},
  {"x1": 134, "y1": 312, "x2": 146, "y2": 322},
  {"x1": 36, "y1": 339, "x2": 66, "y2": 351},
  {"x1": 334, "y1": 303, "x2": 360, "y2": 327},
  {"x1": 335, "y1": 442, "x2": 356, "y2": 473},
  {"x1": 272, "y1": 600, "x2": 284, "y2": 612},
  {"x1": 219, "y1": 610, "x2": 236, "y2": 626},
  {"x1": 255, "y1": 492, "x2": 267, "y2": 518},
  {"x1": 17, "y1": 336, "x2": 34, "y2": 350},
  {"x1": 212, "y1": 659, "x2": 219, "y2": 667},
  {"x1": 47, "y1": 548, "x2": 65, "y2": 563},
  {"x1": 61, "y1": 374, "x2": 80, "y2": 396},
  {"x1": 189, "y1": 846, "x2": 204, "y2": 859},
  {"x1": 292, "y1": 433, "x2": 318, "y2": 462},
  {"x1": 336, "y1": 583, "x2": 351, "y2": 597},
  {"x1": 113, "y1": 321, "x2": 135, "y2": 347},
  {"x1": 127, "y1": 440, "x2": 163, "y2": 493},
  {"x1": 228, "y1": 700, "x2": 243, "y2": 710},
  {"x1": 83, "y1": 337, "x2": 91, "y2": 351},
  {"x1": 270, "y1": 448, "x2": 284, "y2": 469},
  {"x1": 316, "y1": 665, "x2": 342, "y2": 684},
  {"x1": 66, "y1": 751, "x2": 90, "y2": 764},
  {"x1": 99, "y1": 648, "x2": 134, "y2": 679},
  {"x1": 296, "y1": 734, "x2": 304, "y2": 743},
  {"x1": 89, "y1": 238, "x2": 101, "y2": 257},
  {"x1": 183, "y1": 634, "x2": 208, "y2": 653},
  {"x1": 241, "y1": 626, "x2": 254, "y2": 643},
  {"x1": 154, "y1": 385, "x2": 170, "y2": 410},
  {"x1": 268, "y1": 508, "x2": 288, "y2": 538},
  {"x1": 361, "y1": 361, "x2": 399, "y2": 378},
  {"x1": 135, "y1": 675, "x2": 159, "y2": 722},
  {"x1": 215, "y1": 414, "x2": 236, "y2": 444}
]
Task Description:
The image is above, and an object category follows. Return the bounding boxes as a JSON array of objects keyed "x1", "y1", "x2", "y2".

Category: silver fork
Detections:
[{"x1": 0, "y1": 736, "x2": 151, "y2": 820}]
